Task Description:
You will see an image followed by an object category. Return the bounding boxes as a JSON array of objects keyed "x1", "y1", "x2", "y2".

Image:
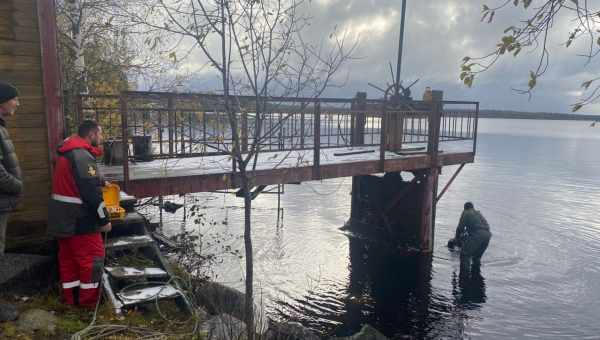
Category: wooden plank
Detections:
[
  {"x1": 6, "y1": 85, "x2": 43, "y2": 98},
  {"x1": 0, "y1": 26, "x2": 40, "y2": 42},
  {"x1": 0, "y1": 55, "x2": 42, "y2": 72},
  {"x1": 20, "y1": 192, "x2": 51, "y2": 206},
  {"x1": 0, "y1": 0, "x2": 37, "y2": 14},
  {"x1": 20, "y1": 168, "x2": 51, "y2": 181},
  {"x1": 7, "y1": 127, "x2": 48, "y2": 142},
  {"x1": 18, "y1": 157, "x2": 50, "y2": 171},
  {"x1": 0, "y1": 69, "x2": 43, "y2": 87},
  {"x1": 0, "y1": 9, "x2": 39, "y2": 29},
  {"x1": 6, "y1": 113, "x2": 47, "y2": 128},
  {"x1": 9, "y1": 208, "x2": 48, "y2": 224},
  {"x1": 0, "y1": 40, "x2": 40, "y2": 56},
  {"x1": 10, "y1": 97, "x2": 44, "y2": 115}
]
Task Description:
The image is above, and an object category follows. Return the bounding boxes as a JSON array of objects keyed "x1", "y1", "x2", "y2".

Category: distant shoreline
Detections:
[{"x1": 478, "y1": 110, "x2": 599, "y2": 121}]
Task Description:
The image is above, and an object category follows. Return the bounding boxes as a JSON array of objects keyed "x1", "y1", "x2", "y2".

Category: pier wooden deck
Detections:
[
  {"x1": 80, "y1": 91, "x2": 479, "y2": 199},
  {"x1": 101, "y1": 146, "x2": 474, "y2": 197}
]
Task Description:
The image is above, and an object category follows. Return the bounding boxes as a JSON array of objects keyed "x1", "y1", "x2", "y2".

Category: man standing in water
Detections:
[{"x1": 448, "y1": 202, "x2": 492, "y2": 264}]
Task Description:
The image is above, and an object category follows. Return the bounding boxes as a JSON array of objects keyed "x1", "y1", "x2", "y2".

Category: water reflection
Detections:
[
  {"x1": 341, "y1": 236, "x2": 434, "y2": 338},
  {"x1": 453, "y1": 259, "x2": 487, "y2": 308}
]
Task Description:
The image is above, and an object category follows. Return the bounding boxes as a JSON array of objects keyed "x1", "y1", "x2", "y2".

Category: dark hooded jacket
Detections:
[
  {"x1": 454, "y1": 208, "x2": 490, "y2": 241},
  {"x1": 47, "y1": 136, "x2": 109, "y2": 237},
  {"x1": 0, "y1": 117, "x2": 22, "y2": 212}
]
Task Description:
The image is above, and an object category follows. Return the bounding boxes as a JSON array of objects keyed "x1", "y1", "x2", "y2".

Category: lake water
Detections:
[{"x1": 157, "y1": 119, "x2": 600, "y2": 339}]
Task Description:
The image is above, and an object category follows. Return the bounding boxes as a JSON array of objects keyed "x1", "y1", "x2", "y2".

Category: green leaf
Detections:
[{"x1": 528, "y1": 71, "x2": 537, "y2": 89}]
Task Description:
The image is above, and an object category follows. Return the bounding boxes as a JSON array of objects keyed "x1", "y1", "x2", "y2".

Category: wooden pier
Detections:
[
  {"x1": 79, "y1": 90, "x2": 479, "y2": 253},
  {"x1": 0, "y1": 1, "x2": 477, "y2": 256}
]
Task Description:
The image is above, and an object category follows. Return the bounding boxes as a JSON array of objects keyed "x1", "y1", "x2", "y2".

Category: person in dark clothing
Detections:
[
  {"x1": 47, "y1": 120, "x2": 111, "y2": 308},
  {"x1": 448, "y1": 202, "x2": 492, "y2": 263},
  {"x1": 0, "y1": 82, "x2": 23, "y2": 256}
]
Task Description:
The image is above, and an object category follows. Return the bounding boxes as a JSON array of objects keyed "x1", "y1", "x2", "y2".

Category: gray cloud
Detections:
[
  {"x1": 300, "y1": 0, "x2": 599, "y2": 114},
  {"x1": 184, "y1": 0, "x2": 599, "y2": 114}
]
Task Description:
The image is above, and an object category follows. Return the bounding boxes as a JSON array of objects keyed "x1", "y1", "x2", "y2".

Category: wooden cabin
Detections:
[{"x1": 0, "y1": 0, "x2": 62, "y2": 249}]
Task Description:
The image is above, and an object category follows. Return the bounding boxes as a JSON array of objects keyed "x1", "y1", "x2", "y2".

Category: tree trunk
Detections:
[
  {"x1": 241, "y1": 172, "x2": 254, "y2": 340},
  {"x1": 67, "y1": 0, "x2": 87, "y2": 94}
]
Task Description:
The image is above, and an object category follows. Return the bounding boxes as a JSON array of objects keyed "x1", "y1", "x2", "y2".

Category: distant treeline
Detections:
[{"x1": 478, "y1": 109, "x2": 599, "y2": 121}]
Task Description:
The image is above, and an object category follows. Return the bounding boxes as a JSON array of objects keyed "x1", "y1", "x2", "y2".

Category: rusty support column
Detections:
[
  {"x1": 120, "y1": 93, "x2": 130, "y2": 191},
  {"x1": 419, "y1": 91, "x2": 443, "y2": 253},
  {"x1": 436, "y1": 163, "x2": 465, "y2": 203},
  {"x1": 313, "y1": 101, "x2": 321, "y2": 180}
]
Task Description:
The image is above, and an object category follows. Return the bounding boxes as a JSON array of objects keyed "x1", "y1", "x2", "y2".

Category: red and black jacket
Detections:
[{"x1": 47, "y1": 136, "x2": 109, "y2": 238}]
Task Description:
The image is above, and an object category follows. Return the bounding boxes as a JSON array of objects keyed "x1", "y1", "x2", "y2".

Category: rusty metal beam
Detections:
[{"x1": 436, "y1": 163, "x2": 465, "y2": 203}]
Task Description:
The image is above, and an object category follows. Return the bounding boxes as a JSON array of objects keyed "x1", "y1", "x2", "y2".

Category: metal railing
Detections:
[{"x1": 77, "y1": 91, "x2": 479, "y2": 186}]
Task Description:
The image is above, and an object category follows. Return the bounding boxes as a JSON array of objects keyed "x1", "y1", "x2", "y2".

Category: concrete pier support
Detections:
[
  {"x1": 348, "y1": 170, "x2": 437, "y2": 252},
  {"x1": 347, "y1": 91, "x2": 443, "y2": 254}
]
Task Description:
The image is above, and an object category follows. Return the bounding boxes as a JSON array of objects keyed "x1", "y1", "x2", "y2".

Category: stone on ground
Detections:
[
  {"x1": 16, "y1": 309, "x2": 58, "y2": 335},
  {"x1": 0, "y1": 302, "x2": 18, "y2": 321}
]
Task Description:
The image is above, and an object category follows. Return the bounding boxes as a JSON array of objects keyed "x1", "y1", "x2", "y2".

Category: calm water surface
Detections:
[{"x1": 156, "y1": 119, "x2": 600, "y2": 339}]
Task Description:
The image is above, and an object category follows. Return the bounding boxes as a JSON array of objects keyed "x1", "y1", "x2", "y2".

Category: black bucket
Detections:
[
  {"x1": 103, "y1": 140, "x2": 125, "y2": 165},
  {"x1": 132, "y1": 135, "x2": 152, "y2": 161}
]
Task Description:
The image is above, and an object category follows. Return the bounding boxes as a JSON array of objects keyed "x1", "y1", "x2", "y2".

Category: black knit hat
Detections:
[{"x1": 0, "y1": 82, "x2": 19, "y2": 104}]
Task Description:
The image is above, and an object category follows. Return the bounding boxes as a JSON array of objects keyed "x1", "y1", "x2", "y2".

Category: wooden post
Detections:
[
  {"x1": 419, "y1": 90, "x2": 443, "y2": 253},
  {"x1": 242, "y1": 111, "x2": 248, "y2": 153},
  {"x1": 351, "y1": 92, "x2": 366, "y2": 146},
  {"x1": 168, "y1": 95, "x2": 175, "y2": 156},
  {"x1": 379, "y1": 111, "x2": 387, "y2": 172},
  {"x1": 120, "y1": 93, "x2": 130, "y2": 191},
  {"x1": 313, "y1": 101, "x2": 321, "y2": 180},
  {"x1": 300, "y1": 111, "x2": 305, "y2": 149},
  {"x1": 349, "y1": 94, "x2": 368, "y2": 221},
  {"x1": 385, "y1": 112, "x2": 404, "y2": 152},
  {"x1": 350, "y1": 92, "x2": 366, "y2": 221}
]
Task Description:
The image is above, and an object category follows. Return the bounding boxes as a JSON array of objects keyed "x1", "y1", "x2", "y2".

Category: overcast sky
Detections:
[{"x1": 185, "y1": 0, "x2": 600, "y2": 114}]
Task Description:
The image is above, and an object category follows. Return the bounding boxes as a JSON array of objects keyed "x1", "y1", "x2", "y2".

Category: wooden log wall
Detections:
[{"x1": 0, "y1": 0, "x2": 53, "y2": 242}]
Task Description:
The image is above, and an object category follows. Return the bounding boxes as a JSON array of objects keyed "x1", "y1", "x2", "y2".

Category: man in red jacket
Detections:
[{"x1": 47, "y1": 120, "x2": 112, "y2": 308}]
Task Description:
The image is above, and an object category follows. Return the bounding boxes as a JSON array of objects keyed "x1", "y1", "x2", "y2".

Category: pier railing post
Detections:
[
  {"x1": 419, "y1": 91, "x2": 443, "y2": 253},
  {"x1": 120, "y1": 92, "x2": 130, "y2": 191},
  {"x1": 351, "y1": 92, "x2": 366, "y2": 221},
  {"x1": 313, "y1": 100, "x2": 321, "y2": 180},
  {"x1": 242, "y1": 110, "x2": 248, "y2": 153},
  {"x1": 351, "y1": 92, "x2": 366, "y2": 146},
  {"x1": 379, "y1": 107, "x2": 387, "y2": 172},
  {"x1": 167, "y1": 94, "x2": 175, "y2": 157}
]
